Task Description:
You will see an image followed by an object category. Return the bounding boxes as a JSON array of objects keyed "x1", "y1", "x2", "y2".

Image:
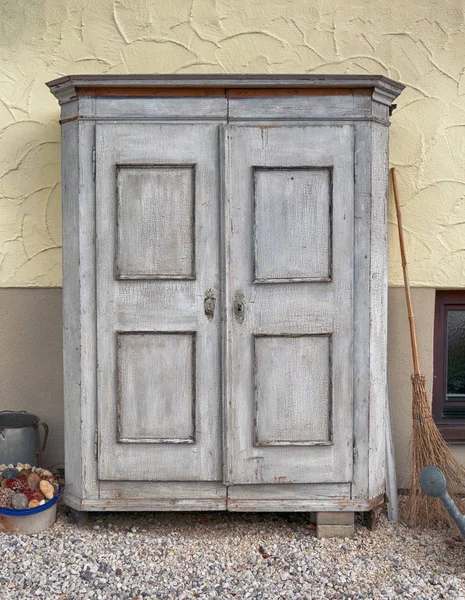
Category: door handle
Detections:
[
  {"x1": 204, "y1": 290, "x2": 216, "y2": 320},
  {"x1": 234, "y1": 293, "x2": 245, "y2": 324}
]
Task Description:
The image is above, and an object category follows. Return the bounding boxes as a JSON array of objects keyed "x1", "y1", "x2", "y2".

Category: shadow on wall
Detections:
[{"x1": 0, "y1": 289, "x2": 64, "y2": 469}]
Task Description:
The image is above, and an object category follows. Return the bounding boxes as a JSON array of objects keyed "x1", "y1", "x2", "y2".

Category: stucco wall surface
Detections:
[{"x1": 0, "y1": 0, "x2": 464, "y2": 287}]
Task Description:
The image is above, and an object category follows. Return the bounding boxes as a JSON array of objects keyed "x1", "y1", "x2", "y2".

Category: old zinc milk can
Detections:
[{"x1": 0, "y1": 411, "x2": 48, "y2": 467}]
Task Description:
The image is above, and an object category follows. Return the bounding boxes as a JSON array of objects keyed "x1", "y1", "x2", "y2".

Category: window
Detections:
[{"x1": 433, "y1": 291, "x2": 465, "y2": 441}]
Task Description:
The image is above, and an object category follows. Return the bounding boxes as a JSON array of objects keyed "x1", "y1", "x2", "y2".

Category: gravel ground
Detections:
[{"x1": 1, "y1": 507, "x2": 465, "y2": 599}]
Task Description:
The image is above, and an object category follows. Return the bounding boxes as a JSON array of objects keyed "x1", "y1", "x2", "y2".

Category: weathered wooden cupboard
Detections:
[{"x1": 48, "y1": 75, "x2": 403, "y2": 536}]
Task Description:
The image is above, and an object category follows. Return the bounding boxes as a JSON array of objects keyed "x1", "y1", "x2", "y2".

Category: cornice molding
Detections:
[{"x1": 47, "y1": 74, "x2": 404, "y2": 105}]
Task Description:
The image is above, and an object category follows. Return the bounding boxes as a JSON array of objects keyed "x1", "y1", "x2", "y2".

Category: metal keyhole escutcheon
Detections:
[
  {"x1": 234, "y1": 293, "x2": 245, "y2": 324},
  {"x1": 204, "y1": 290, "x2": 216, "y2": 321}
]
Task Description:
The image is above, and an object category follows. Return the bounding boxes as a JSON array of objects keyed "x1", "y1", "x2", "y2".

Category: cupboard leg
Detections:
[
  {"x1": 316, "y1": 511, "x2": 355, "y2": 539},
  {"x1": 65, "y1": 507, "x2": 89, "y2": 528},
  {"x1": 359, "y1": 505, "x2": 384, "y2": 531}
]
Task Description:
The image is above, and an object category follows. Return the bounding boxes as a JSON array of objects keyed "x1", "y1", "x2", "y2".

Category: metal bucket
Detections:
[
  {"x1": 0, "y1": 493, "x2": 59, "y2": 534},
  {"x1": 0, "y1": 411, "x2": 48, "y2": 467}
]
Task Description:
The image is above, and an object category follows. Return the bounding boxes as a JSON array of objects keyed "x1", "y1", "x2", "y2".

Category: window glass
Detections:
[{"x1": 447, "y1": 309, "x2": 465, "y2": 396}]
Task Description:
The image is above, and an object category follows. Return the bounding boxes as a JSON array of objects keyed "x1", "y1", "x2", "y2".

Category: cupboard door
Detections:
[
  {"x1": 96, "y1": 123, "x2": 221, "y2": 481},
  {"x1": 223, "y1": 125, "x2": 354, "y2": 485}
]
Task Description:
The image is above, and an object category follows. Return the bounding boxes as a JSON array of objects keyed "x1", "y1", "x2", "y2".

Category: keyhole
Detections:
[{"x1": 234, "y1": 296, "x2": 245, "y2": 324}]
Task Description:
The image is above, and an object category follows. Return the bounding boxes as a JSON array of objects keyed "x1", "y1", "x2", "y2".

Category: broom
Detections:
[{"x1": 391, "y1": 167, "x2": 465, "y2": 528}]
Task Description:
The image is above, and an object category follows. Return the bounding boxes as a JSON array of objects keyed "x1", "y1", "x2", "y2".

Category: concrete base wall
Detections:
[
  {"x1": 387, "y1": 287, "x2": 434, "y2": 487},
  {"x1": 388, "y1": 287, "x2": 465, "y2": 486},
  {"x1": 1, "y1": 287, "x2": 464, "y2": 482},
  {"x1": 0, "y1": 289, "x2": 63, "y2": 470}
]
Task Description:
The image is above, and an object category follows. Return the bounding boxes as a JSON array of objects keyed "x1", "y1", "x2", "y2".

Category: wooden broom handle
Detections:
[{"x1": 391, "y1": 168, "x2": 421, "y2": 375}]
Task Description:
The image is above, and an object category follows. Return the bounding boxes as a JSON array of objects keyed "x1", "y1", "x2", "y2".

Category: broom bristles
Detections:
[{"x1": 402, "y1": 373, "x2": 465, "y2": 529}]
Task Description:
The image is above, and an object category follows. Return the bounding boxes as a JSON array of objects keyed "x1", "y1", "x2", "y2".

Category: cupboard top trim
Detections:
[{"x1": 47, "y1": 74, "x2": 404, "y2": 105}]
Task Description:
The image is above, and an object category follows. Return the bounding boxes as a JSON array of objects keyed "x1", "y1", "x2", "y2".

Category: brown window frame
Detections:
[{"x1": 433, "y1": 290, "x2": 465, "y2": 442}]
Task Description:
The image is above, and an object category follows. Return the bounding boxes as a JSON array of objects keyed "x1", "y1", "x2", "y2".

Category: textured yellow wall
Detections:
[{"x1": 0, "y1": 0, "x2": 464, "y2": 287}]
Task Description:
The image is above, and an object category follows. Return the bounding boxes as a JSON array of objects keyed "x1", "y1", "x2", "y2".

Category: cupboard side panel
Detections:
[
  {"x1": 61, "y1": 120, "x2": 82, "y2": 504},
  {"x1": 368, "y1": 120, "x2": 389, "y2": 499},
  {"x1": 78, "y1": 120, "x2": 100, "y2": 502},
  {"x1": 351, "y1": 121, "x2": 372, "y2": 502}
]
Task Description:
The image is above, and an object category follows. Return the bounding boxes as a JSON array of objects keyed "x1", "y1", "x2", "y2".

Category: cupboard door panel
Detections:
[
  {"x1": 96, "y1": 123, "x2": 221, "y2": 482},
  {"x1": 223, "y1": 125, "x2": 354, "y2": 485},
  {"x1": 117, "y1": 332, "x2": 196, "y2": 443},
  {"x1": 253, "y1": 334, "x2": 331, "y2": 446},
  {"x1": 253, "y1": 167, "x2": 331, "y2": 282},
  {"x1": 116, "y1": 165, "x2": 195, "y2": 280}
]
